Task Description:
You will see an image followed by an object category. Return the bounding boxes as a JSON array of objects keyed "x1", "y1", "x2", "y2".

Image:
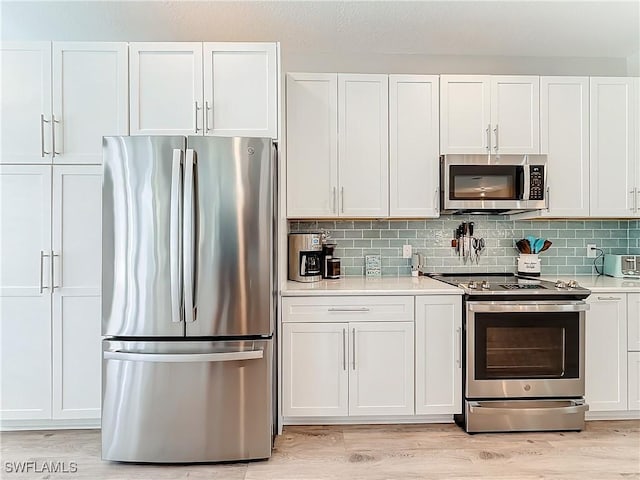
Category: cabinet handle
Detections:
[
  {"x1": 597, "y1": 296, "x2": 622, "y2": 301},
  {"x1": 52, "y1": 114, "x2": 60, "y2": 157},
  {"x1": 39, "y1": 250, "x2": 50, "y2": 294},
  {"x1": 493, "y1": 124, "x2": 499, "y2": 151},
  {"x1": 434, "y1": 188, "x2": 439, "y2": 214},
  {"x1": 635, "y1": 187, "x2": 639, "y2": 213},
  {"x1": 194, "y1": 102, "x2": 201, "y2": 133},
  {"x1": 332, "y1": 186, "x2": 337, "y2": 214},
  {"x1": 342, "y1": 328, "x2": 346, "y2": 371},
  {"x1": 52, "y1": 251, "x2": 61, "y2": 289},
  {"x1": 352, "y1": 327, "x2": 356, "y2": 370},
  {"x1": 485, "y1": 124, "x2": 490, "y2": 152},
  {"x1": 40, "y1": 114, "x2": 50, "y2": 157},
  {"x1": 205, "y1": 101, "x2": 211, "y2": 133},
  {"x1": 327, "y1": 307, "x2": 370, "y2": 312},
  {"x1": 456, "y1": 326, "x2": 462, "y2": 369},
  {"x1": 630, "y1": 190, "x2": 635, "y2": 212},
  {"x1": 341, "y1": 187, "x2": 344, "y2": 214}
]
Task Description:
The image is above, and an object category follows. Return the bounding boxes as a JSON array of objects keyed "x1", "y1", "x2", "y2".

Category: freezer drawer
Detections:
[{"x1": 102, "y1": 339, "x2": 273, "y2": 463}]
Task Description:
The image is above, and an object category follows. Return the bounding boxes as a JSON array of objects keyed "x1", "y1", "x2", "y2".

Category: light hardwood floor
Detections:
[{"x1": 1, "y1": 421, "x2": 639, "y2": 479}]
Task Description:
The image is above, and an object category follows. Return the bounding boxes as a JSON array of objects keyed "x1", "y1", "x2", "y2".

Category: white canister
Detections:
[{"x1": 517, "y1": 254, "x2": 541, "y2": 276}]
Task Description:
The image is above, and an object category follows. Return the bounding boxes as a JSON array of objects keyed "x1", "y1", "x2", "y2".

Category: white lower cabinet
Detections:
[
  {"x1": 414, "y1": 296, "x2": 462, "y2": 415},
  {"x1": 585, "y1": 294, "x2": 628, "y2": 412},
  {"x1": 628, "y1": 294, "x2": 640, "y2": 411},
  {"x1": 629, "y1": 352, "x2": 640, "y2": 411},
  {"x1": 281, "y1": 296, "x2": 415, "y2": 418}
]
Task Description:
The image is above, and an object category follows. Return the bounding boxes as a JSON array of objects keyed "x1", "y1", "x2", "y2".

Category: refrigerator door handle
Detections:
[
  {"x1": 183, "y1": 148, "x2": 196, "y2": 323},
  {"x1": 170, "y1": 149, "x2": 183, "y2": 323},
  {"x1": 104, "y1": 350, "x2": 264, "y2": 363}
]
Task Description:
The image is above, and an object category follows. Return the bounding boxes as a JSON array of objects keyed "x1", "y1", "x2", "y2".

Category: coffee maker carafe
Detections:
[{"x1": 288, "y1": 233, "x2": 323, "y2": 282}]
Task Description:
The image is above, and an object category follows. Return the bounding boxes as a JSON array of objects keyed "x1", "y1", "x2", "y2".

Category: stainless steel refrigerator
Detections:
[{"x1": 101, "y1": 136, "x2": 275, "y2": 463}]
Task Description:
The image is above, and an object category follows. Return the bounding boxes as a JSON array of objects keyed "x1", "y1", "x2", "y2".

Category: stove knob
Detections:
[
  {"x1": 555, "y1": 280, "x2": 567, "y2": 289},
  {"x1": 567, "y1": 280, "x2": 578, "y2": 289},
  {"x1": 468, "y1": 281, "x2": 478, "y2": 289},
  {"x1": 481, "y1": 280, "x2": 490, "y2": 290}
]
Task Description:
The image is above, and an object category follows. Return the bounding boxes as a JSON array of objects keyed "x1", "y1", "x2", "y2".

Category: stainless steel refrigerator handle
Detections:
[
  {"x1": 39, "y1": 250, "x2": 50, "y2": 293},
  {"x1": 170, "y1": 149, "x2": 183, "y2": 323},
  {"x1": 52, "y1": 251, "x2": 60, "y2": 289},
  {"x1": 103, "y1": 350, "x2": 263, "y2": 363},
  {"x1": 467, "y1": 401, "x2": 589, "y2": 416},
  {"x1": 183, "y1": 149, "x2": 196, "y2": 323},
  {"x1": 467, "y1": 302, "x2": 589, "y2": 313},
  {"x1": 40, "y1": 114, "x2": 50, "y2": 157}
]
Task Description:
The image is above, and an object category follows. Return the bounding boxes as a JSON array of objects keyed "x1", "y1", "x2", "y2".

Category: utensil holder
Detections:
[{"x1": 517, "y1": 254, "x2": 541, "y2": 276}]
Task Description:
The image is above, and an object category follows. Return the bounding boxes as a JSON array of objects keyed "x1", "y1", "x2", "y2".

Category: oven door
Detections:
[{"x1": 466, "y1": 301, "x2": 587, "y2": 399}]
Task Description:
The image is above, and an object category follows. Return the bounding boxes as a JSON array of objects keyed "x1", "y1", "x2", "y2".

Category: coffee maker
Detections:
[
  {"x1": 321, "y1": 242, "x2": 340, "y2": 279},
  {"x1": 288, "y1": 233, "x2": 323, "y2": 282}
]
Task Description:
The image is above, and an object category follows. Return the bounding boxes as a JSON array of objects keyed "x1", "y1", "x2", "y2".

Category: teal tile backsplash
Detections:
[{"x1": 289, "y1": 216, "x2": 639, "y2": 276}]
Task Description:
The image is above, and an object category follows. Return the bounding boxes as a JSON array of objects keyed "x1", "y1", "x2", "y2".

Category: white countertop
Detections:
[
  {"x1": 539, "y1": 275, "x2": 640, "y2": 293},
  {"x1": 282, "y1": 276, "x2": 464, "y2": 296}
]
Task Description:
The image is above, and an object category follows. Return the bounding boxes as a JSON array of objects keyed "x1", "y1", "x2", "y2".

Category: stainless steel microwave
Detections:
[{"x1": 440, "y1": 154, "x2": 547, "y2": 213}]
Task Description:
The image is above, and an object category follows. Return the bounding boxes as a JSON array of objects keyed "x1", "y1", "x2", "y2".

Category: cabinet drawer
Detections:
[{"x1": 282, "y1": 296, "x2": 414, "y2": 323}]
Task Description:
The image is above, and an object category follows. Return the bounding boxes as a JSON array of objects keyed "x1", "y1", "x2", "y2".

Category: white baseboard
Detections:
[
  {"x1": 1, "y1": 418, "x2": 100, "y2": 431},
  {"x1": 283, "y1": 415, "x2": 454, "y2": 425},
  {"x1": 586, "y1": 410, "x2": 640, "y2": 421}
]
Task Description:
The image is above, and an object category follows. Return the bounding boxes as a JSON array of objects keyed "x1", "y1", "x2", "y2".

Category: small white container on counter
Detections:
[{"x1": 518, "y1": 254, "x2": 541, "y2": 276}]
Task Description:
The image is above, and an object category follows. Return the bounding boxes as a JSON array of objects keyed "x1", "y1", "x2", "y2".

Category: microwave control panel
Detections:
[{"x1": 529, "y1": 166, "x2": 545, "y2": 200}]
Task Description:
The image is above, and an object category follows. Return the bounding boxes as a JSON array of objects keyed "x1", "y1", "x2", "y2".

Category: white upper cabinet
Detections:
[
  {"x1": 203, "y1": 43, "x2": 277, "y2": 138},
  {"x1": 338, "y1": 74, "x2": 389, "y2": 217},
  {"x1": 1, "y1": 42, "x2": 127, "y2": 165},
  {"x1": 440, "y1": 75, "x2": 491, "y2": 154},
  {"x1": 1, "y1": 42, "x2": 52, "y2": 164},
  {"x1": 590, "y1": 77, "x2": 637, "y2": 217},
  {"x1": 540, "y1": 76, "x2": 590, "y2": 217},
  {"x1": 440, "y1": 75, "x2": 539, "y2": 155},
  {"x1": 53, "y1": 43, "x2": 128, "y2": 164},
  {"x1": 129, "y1": 42, "x2": 203, "y2": 135},
  {"x1": 286, "y1": 73, "x2": 338, "y2": 217},
  {"x1": 389, "y1": 75, "x2": 440, "y2": 217}
]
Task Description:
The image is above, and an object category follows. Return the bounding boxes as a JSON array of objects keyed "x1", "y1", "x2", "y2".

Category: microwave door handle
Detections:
[{"x1": 522, "y1": 164, "x2": 530, "y2": 200}]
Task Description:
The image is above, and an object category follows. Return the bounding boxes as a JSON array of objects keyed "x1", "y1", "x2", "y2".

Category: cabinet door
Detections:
[
  {"x1": 389, "y1": 75, "x2": 440, "y2": 217},
  {"x1": 282, "y1": 322, "x2": 348, "y2": 417},
  {"x1": 52, "y1": 166, "x2": 102, "y2": 419},
  {"x1": 628, "y1": 352, "x2": 640, "y2": 411},
  {"x1": 440, "y1": 75, "x2": 490, "y2": 154},
  {"x1": 540, "y1": 77, "x2": 589, "y2": 217},
  {"x1": 1, "y1": 42, "x2": 52, "y2": 164},
  {"x1": 628, "y1": 293, "x2": 640, "y2": 352},
  {"x1": 490, "y1": 76, "x2": 540, "y2": 154},
  {"x1": 0, "y1": 165, "x2": 52, "y2": 419},
  {"x1": 203, "y1": 43, "x2": 277, "y2": 138},
  {"x1": 338, "y1": 74, "x2": 389, "y2": 217},
  {"x1": 415, "y1": 296, "x2": 462, "y2": 415},
  {"x1": 590, "y1": 77, "x2": 636, "y2": 217},
  {"x1": 349, "y1": 322, "x2": 414, "y2": 416},
  {"x1": 52, "y1": 42, "x2": 128, "y2": 164},
  {"x1": 585, "y1": 294, "x2": 628, "y2": 411},
  {"x1": 129, "y1": 42, "x2": 203, "y2": 135},
  {"x1": 286, "y1": 73, "x2": 338, "y2": 217}
]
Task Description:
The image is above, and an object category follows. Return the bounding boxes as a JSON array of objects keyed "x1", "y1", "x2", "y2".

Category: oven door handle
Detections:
[
  {"x1": 468, "y1": 401, "x2": 589, "y2": 416},
  {"x1": 467, "y1": 302, "x2": 589, "y2": 313}
]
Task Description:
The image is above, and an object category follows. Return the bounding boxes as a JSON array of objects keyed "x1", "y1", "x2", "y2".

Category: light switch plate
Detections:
[{"x1": 402, "y1": 244, "x2": 412, "y2": 259}]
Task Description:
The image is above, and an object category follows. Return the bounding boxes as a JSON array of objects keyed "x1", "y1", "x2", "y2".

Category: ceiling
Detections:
[{"x1": 1, "y1": 1, "x2": 639, "y2": 60}]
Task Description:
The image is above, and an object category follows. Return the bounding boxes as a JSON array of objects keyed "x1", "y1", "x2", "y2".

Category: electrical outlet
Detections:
[
  {"x1": 402, "y1": 244, "x2": 412, "y2": 259},
  {"x1": 587, "y1": 244, "x2": 597, "y2": 258}
]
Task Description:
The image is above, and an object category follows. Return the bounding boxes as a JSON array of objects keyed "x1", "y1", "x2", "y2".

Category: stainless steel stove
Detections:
[{"x1": 429, "y1": 272, "x2": 591, "y2": 433}]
